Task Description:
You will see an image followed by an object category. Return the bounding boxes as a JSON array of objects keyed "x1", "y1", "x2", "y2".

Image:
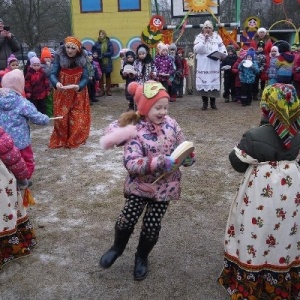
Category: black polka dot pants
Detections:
[{"x1": 116, "y1": 194, "x2": 169, "y2": 241}]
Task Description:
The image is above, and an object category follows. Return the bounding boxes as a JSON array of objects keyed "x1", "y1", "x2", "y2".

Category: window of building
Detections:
[
  {"x1": 80, "y1": 0, "x2": 102, "y2": 13},
  {"x1": 118, "y1": 0, "x2": 141, "y2": 11}
]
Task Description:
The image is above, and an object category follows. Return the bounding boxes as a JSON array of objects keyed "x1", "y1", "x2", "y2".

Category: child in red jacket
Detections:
[
  {"x1": 25, "y1": 57, "x2": 50, "y2": 114},
  {"x1": 231, "y1": 49, "x2": 247, "y2": 103}
]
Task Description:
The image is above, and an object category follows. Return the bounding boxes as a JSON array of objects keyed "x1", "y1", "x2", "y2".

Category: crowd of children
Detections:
[
  {"x1": 220, "y1": 38, "x2": 300, "y2": 107},
  {"x1": 118, "y1": 41, "x2": 190, "y2": 111}
]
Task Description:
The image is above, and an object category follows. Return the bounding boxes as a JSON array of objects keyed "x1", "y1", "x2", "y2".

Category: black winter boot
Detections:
[
  {"x1": 210, "y1": 97, "x2": 217, "y2": 109},
  {"x1": 201, "y1": 96, "x2": 208, "y2": 110},
  {"x1": 100, "y1": 225, "x2": 133, "y2": 269},
  {"x1": 133, "y1": 236, "x2": 158, "y2": 281}
]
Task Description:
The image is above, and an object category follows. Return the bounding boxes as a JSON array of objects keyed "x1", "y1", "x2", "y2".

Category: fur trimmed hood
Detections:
[{"x1": 55, "y1": 45, "x2": 87, "y2": 68}]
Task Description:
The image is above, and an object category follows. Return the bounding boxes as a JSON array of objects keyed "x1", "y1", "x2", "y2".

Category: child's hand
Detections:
[{"x1": 164, "y1": 156, "x2": 178, "y2": 172}]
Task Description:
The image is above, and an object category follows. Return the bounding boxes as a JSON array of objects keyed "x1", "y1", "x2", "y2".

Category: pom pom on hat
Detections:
[
  {"x1": 40, "y1": 47, "x2": 51, "y2": 61},
  {"x1": 7, "y1": 54, "x2": 17, "y2": 65},
  {"x1": 128, "y1": 81, "x2": 170, "y2": 116},
  {"x1": 27, "y1": 51, "x2": 37, "y2": 60},
  {"x1": 157, "y1": 42, "x2": 168, "y2": 54},
  {"x1": 30, "y1": 56, "x2": 40, "y2": 65}
]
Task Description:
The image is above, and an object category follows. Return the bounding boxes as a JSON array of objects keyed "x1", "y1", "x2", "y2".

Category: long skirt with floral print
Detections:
[
  {"x1": 218, "y1": 148, "x2": 300, "y2": 300},
  {"x1": 0, "y1": 161, "x2": 36, "y2": 270}
]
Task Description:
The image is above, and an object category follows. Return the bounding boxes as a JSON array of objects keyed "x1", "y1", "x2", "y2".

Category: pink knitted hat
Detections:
[
  {"x1": 127, "y1": 81, "x2": 170, "y2": 116},
  {"x1": 7, "y1": 54, "x2": 17, "y2": 65},
  {"x1": 30, "y1": 56, "x2": 40, "y2": 65}
]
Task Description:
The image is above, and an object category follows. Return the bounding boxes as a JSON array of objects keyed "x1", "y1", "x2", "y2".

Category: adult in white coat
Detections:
[{"x1": 193, "y1": 20, "x2": 227, "y2": 110}]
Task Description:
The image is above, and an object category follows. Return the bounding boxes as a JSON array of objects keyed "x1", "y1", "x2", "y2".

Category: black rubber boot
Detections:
[
  {"x1": 100, "y1": 225, "x2": 133, "y2": 269},
  {"x1": 201, "y1": 96, "x2": 208, "y2": 110},
  {"x1": 210, "y1": 97, "x2": 217, "y2": 109},
  {"x1": 133, "y1": 236, "x2": 157, "y2": 281}
]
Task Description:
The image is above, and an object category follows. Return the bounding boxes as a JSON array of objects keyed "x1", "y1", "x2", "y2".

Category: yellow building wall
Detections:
[{"x1": 70, "y1": 0, "x2": 151, "y2": 85}]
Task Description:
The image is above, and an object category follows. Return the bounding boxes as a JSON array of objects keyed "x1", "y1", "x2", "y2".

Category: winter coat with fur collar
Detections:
[{"x1": 50, "y1": 45, "x2": 89, "y2": 91}]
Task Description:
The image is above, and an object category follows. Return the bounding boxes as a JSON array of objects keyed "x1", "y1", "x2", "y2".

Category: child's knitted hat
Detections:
[
  {"x1": 226, "y1": 45, "x2": 236, "y2": 53},
  {"x1": 30, "y1": 56, "x2": 41, "y2": 65},
  {"x1": 137, "y1": 44, "x2": 148, "y2": 54},
  {"x1": 1, "y1": 69, "x2": 25, "y2": 95},
  {"x1": 40, "y1": 47, "x2": 51, "y2": 61},
  {"x1": 168, "y1": 43, "x2": 177, "y2": 51},
  {"x1": 27, "y1": 51, "x2": 37, "y2": 60},
  {"x1": 157, "y1": 42, "x2": 168, "y2": 54},
  {"x1": 125, "y1": 50, "x2": 135, "y2": 58},
  {"x1": 246, "y1": 48, "x2": 255, "y2": 60},
  {"x1": 128, "y1": 81, "x2": 170, "y2": 116},
  {"x1": 7, "y1": 54, "x2": 17, "y2": 65}
]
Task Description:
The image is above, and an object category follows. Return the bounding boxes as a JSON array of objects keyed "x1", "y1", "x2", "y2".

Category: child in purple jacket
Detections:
[
  {"x1": 99, "y1": 80, "x2": 195, "y2": 281},
  {"x1": 154, "y1": 42, "x2": 175, "y2": 91}
]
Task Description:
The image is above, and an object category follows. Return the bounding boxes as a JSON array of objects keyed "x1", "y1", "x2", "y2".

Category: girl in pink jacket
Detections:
[{"x1": 99, "y1": 80, "x2": 195, "y2": 281}]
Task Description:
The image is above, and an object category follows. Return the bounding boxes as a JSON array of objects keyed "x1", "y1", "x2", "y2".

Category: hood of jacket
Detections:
[{"x1": 0, "y1": 88, "x2": 22, "y2": 111}]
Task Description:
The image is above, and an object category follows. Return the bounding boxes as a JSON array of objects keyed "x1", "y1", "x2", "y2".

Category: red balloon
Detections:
[{"x1": 272, "y1": 0, "x2": 283, "y2": 4}]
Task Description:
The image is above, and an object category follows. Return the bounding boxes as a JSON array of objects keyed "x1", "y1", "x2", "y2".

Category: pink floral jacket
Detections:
[
  {"x1": 104, "y1": 116, "x2": 192, "y2": 201},
  {"x1": 124, "y1": 116, "x2": 185, "y2": 201}
]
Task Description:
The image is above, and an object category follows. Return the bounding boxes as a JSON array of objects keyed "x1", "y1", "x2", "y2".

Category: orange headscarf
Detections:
[{"x1": 64, "y1": 36, "x2": 82, "y2": 51}]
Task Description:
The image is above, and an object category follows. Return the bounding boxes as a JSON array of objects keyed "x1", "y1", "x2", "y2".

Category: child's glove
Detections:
[
  {"x1": 164, "y1": 156, "x2": 178, "y2": 172},
  {"x1": 182, "y1": 152, "x2": 195, "y2": 167}
]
